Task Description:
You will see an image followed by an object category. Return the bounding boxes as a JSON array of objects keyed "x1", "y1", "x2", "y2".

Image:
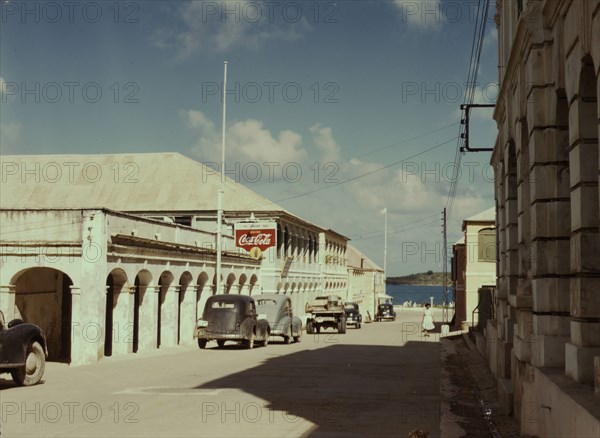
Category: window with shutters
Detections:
[{"x1": 478, "y1": 228, "x2": 496, "y2": 262}]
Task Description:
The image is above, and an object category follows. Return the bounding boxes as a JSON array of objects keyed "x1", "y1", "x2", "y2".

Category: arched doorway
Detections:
[
  {"x1": 178, "y1": 272, "x2": 193, "y2": 345},
  {"x1": 225, "y1": 273, "x2": 236, "y2": 294},
  {"x1": 133, "y1": 270, "x2": 152, "y2": 354},
  {"x1": 105, "y1": 269, "x2": 128, "y2": 357},
  {"x1": 197, "y1": 272, "x2": 210, "y2": 321},
  {"x1": 157, "y1": 271, "x2": 174, "y2": 349},
  {"x1": 12, "y1": 267, "x2": 73, "y2": 363}
]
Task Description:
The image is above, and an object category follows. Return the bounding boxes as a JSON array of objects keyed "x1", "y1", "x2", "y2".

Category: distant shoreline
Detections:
[{"x1": 386, "y1": 272, "x2": 451, "y2": 287}]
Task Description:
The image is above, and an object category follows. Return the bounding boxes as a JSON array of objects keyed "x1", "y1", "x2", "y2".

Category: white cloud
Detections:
[
  {"x1": 154, "y1": 1, "x2": 311, "y2": 57},
  {"x1": 309, "y1": 123, "x2": 341, "y2": 163},
  {"x1": 186, "y1": 110, "x2": 306, "y2": 164},
  {"x1": 393, "y1": 0, "x2": 443, "y2": 30}
]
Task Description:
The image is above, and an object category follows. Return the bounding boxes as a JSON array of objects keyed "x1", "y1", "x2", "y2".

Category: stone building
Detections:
[
  {"x1": 490, "y1": 0, "x2": 600, "y2": 435},
  {"x1": 0, "y1": 152, "x2": 350, "y2": 365}
]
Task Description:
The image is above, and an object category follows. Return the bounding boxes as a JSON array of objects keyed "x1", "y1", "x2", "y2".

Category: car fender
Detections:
[
  {"x1": 239, "y1": 318, "x2": 256, "y2": 339},
  {"x1": 256, "y1": 319, "x2": 270, "y2": 339},
  {"x1": 1, "y1": 323, "x2": 48, "y2": 365},
  {"x1": 291, "y1": 316, "x2": 303, "y2": 336},
  {"x1": 278, "y1": 315, "x2": 292, "y2": 333}
]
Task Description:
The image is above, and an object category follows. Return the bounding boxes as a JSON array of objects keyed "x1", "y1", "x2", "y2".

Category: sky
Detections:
[{"x1": 0, "y1": 0, "x2": 499, "y2": 276}]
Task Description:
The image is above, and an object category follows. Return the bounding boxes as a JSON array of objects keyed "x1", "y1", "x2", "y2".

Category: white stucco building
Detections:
[
  {"x1": 346, "y1": 244, "x2": 385, "y2": 321},
  {"x1": 462, "y1": 207, "x2": 497, "y2": 326},
  {"x1": 0, "y1": 152, "x2": 350, "y2": 365}
]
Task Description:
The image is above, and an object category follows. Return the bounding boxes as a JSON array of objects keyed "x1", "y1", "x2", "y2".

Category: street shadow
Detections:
[
  {"x1": 0, "y1": 375, "x2": 46, "y2": 390},
  {"x1": 195, "y1": 341, "x2": 442, "y2": 437}
]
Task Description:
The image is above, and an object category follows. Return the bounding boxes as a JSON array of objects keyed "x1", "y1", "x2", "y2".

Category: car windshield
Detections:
[{"x1": 256, "y1": 299, "x2": 277, "y2": 307}]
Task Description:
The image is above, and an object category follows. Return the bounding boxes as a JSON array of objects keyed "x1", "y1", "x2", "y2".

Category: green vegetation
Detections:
[{"x1": 386, "y1": 271, "x2": 451, "y2": 286}]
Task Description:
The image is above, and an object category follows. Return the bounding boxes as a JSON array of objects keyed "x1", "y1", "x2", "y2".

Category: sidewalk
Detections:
[{"x1": 439, "y1": 334, "x2": 523, "y2": 437}]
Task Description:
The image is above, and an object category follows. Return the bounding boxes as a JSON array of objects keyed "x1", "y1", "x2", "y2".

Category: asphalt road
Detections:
[{"x1": 1, "y1": 309, "x2": 444, "y2": 437}]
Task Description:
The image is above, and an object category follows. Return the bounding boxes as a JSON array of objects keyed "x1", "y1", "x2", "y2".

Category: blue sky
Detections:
[{"x1": 1, "y1": 0, "x2": 499, "y2": 275}]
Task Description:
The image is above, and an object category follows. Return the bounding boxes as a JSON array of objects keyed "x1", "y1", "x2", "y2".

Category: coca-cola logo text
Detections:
[
  {"x1": 239, "y1": 233, "x2": 272, "y2": 246},
  {"x1": 235, "y1": 228, "x2": 277, "y2": 252}
]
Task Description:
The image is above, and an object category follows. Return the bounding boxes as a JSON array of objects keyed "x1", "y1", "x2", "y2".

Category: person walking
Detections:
[{"x1": 421, "y1": 303, "x2": 435, "y2": 337}]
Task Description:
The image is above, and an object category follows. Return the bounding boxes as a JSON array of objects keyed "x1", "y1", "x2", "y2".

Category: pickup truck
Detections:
[{"x1": 305, "y1": 295, "x2": 346, "y2": 334}]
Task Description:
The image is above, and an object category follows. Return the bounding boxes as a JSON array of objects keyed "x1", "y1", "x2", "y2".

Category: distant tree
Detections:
[{"x1": 426, "y1": 270, "x2": 433, "y2": 275}]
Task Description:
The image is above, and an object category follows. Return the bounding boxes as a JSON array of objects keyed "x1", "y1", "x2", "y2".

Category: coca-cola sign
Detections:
[{"x1": 234, "y1": 222, "x2": 277, "y2": 258}]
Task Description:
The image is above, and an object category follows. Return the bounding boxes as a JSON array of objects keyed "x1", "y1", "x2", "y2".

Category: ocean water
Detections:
[{"x1": 386, "y1": 284, "x2": 455, "y2": 306}]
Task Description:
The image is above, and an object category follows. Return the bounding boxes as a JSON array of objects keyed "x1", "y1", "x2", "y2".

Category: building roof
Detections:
[
  {"x1": 346, "y1": 244, "x2": 383, "y2": 271},
  {"x1": 0, "y1": 153, "x2": 286, "y2": 213},
  {"x1": 464, "y1": 207, "x2": 496, "y2": 223}
]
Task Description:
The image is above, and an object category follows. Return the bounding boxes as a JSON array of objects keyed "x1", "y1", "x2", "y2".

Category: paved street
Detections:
[{"x1": 1, "y1": 309, "x2": 445, "y2": 438}]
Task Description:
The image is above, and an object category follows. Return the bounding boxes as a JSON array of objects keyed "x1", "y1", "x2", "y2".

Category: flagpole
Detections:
[
  {"x1": 383, "y1": 207, "x2": 388, "y2": 278},
  {"x1": 216, "y1": 61, "x2": 227, "y2": 295}
]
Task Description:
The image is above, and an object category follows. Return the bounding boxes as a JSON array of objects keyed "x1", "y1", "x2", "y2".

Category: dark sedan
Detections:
[
  {"x1": 254, "y1": 293, "x2": 302, "y2": 343},
  {"x1": 344, "y1": 302, "x2": 362, "y2": 329},
  {"x1": 0, "y1": 311, "x2": 48, "y2": 386},
  {"x1": 375, "y1": 303, "x2": 396, "y2": 322},
  {"x1": 194, "y1": 295, "x2": 270, "y2": 349}
]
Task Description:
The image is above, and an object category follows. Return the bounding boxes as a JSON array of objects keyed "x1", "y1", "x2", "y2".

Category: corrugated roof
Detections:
[
  {"x1": 0, "y1": 152, "x2": 286, "y2": 213},
  {"x1": 464, "y1": 207, "x2": 495, "y2": 223},
  {"x1": 346, "y1": 243, "x2": 383, "y2": 271}
]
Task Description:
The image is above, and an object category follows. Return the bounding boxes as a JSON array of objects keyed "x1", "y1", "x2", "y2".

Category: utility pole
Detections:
[
  {"x1": 216, "y1": 61, "x2": 228, "y2": 295},
  {"x1": 442, "y1": 208, "x2": 449, "y2": 323}
]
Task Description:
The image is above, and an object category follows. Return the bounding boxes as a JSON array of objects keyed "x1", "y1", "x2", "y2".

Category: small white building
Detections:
[
  {"x1": 346, "y1": 244, "x2": 385, "y2": 321},
  {"x1": 461, "y1": 207, "x2": 496, "y2": 325}
]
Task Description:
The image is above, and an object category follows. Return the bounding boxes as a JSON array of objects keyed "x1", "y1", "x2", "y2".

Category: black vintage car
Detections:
[
  {"x1": 254, "y1": 293, "x2": 302, "y2": 343},
  {"x1": 375, "y1": 303, "x2": 396, "y2": 322},
  {"x1": 344, "y1": 302, "x2": 362, "y2": 329},
  {"x1": 0, "y1": 311, "x2": 48, "y2": 386},
  {"x1": 194, "y1": 295, "x2": 270, "y2": 349}
]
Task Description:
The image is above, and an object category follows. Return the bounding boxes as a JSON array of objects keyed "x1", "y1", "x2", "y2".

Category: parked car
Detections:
[
  {"x1": 344, "y1": 302, "x2": 362, "y2": 329},
  {"x1": 375, "y1": 303, "x2": 396, "y2": 321},
  {"x1": 254, "y1": 293, "x2": 302, "y2": 343},
  {"x1": 194, "y1": 295, "x2": 270, "y2": 349},
  {"x1": 0, "y1": 310, "x2": 48, "y2": 386}
]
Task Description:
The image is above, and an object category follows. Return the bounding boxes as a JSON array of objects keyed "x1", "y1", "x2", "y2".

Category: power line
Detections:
[
  {"x1": 349, "y1": 213, "x2": 439, "y2": 239},
  {"x1": 446, "y1": 0, "x2": 491, "y2": 221},
  {"x1": 273, "y1": 137, "x2": 457, "y2": 204}
]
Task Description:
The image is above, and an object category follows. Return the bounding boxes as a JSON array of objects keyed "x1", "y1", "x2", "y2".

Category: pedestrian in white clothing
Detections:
[{"x1": 421, "y1": 303, "x2": 435, "y2": 337}]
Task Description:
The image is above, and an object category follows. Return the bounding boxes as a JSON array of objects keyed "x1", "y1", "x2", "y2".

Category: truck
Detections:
[{"x1": 305, "y1": 295, "x2": 346, "y2": 334}]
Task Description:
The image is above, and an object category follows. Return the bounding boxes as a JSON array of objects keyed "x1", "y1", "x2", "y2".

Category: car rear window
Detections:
[{"x1": 211, "y1": 301, "x2": 236, "y2": 309}]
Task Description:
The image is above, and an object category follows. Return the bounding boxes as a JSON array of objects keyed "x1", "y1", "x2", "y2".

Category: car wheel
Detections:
[
  {"x1": 306, "y1": 321, "x2": 314, "y2": 334},
  {"x1": 283, "y1": 327, "x2": 292, "y2": 344},
  {"x1": 262, "y1": 334, "x2": 269, "y2": 347},
  {"x1": 198, "y1": 339, "x2": 207, "y2": 349},
  {"x1": 217, "y1": 340, "x2": 226, "y2": 348},
  {"x1": 11, "y1": 341, "x2": 45, "y2": 386},
  {"x1": 293, "y1": 329, "x2": 301, "y2": 343},
  {"x1": 244, "y1": 335, "x2": 254, "y2": 349},
  {"x1": 316, "y1": 325, "x2": 321, "y2": 334},
  {"x1": 340, "y1": 318, "x2": 347, "y2": 334},
  {"x1": 357, "y1": 323, "x2": 361, "y2": 329}
]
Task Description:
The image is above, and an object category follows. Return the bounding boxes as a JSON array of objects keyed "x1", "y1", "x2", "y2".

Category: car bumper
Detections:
[{"x1": 195, "y1": 329, "x2": 244, "y2": 341}]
